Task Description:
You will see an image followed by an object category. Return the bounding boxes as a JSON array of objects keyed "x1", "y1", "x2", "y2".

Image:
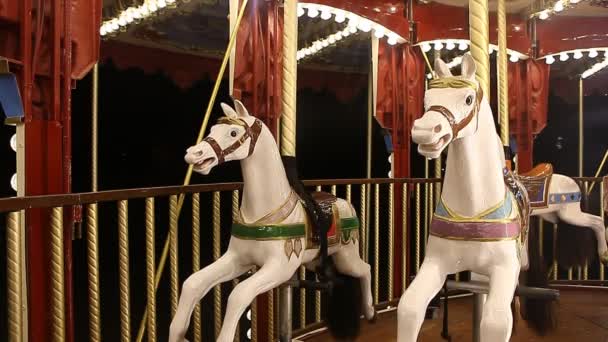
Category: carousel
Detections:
[{"x1": 1, "y1": 0, "x2": 607, "y2": 341}]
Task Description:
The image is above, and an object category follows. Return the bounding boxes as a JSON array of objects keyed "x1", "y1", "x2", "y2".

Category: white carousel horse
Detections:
[
  {"x1": 169, "y1": 99, "x2": 375, "y2": 342},
  {"x1": 399, "y1": 53, "x2": 607, "y2": 342}
]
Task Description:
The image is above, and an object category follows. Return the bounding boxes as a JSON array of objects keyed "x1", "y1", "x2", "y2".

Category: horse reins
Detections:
[
  {"x1": 203, "y1": 118, "x2": 263, "y2": 164},
  {"x1": 426, "y1": 78, "x2": 483, "y2": 138}
]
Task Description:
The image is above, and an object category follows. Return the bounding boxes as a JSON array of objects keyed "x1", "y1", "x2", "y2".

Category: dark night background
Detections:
[{"x1": 0, "y1": 57, "x2": 607, "y2": 340}]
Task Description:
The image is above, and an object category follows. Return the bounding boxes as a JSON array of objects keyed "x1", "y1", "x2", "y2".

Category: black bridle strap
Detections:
[{"x1": 203, "y1": 119, "x2": 263, "y2": 164}]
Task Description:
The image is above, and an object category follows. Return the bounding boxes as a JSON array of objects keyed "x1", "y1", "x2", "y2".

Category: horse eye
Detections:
[
  {"x1": 465, "y1": 95, "x2": 473, "y2": 106},
  {"x1": 230, "y1": 130, "x2": 238, "y2": 137}
]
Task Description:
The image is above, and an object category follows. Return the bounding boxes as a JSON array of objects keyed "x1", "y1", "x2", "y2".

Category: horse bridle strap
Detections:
[
  {"x1": 204, "y1": 119, "x2": 263, "y2": 164},
  {"x1": 427, "y1": 78, "x2": 483, "y2": 138}
]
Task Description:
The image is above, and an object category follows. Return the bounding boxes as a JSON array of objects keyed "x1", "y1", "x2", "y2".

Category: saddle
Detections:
[
  {"x1": 308, "y1": 192, "x2": 340, "y2": 248},
  {"x1": 514, "y1": 163, "x2": 554, "y2": 209}
]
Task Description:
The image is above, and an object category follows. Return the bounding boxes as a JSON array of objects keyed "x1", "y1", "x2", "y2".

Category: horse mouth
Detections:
[
  {"x1": 420, "y1": 134, "x2": 450, "y2": 152},
  {"x1": 195, "y1": 157, "x2": 216, "y2": 170}
]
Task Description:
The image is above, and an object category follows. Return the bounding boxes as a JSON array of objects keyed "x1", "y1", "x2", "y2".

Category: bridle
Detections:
[
  {"x1": 425, "y1": 77, "x2": 483, "y2": 138},
  {"x1": 203, "y1": 117, "x2": 263, "y2": 164}
]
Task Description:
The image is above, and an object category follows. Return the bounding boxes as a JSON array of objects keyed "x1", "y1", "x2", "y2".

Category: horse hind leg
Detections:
[
  {"x1": 556, "y1": 203, "x2": 608, "y2": 265},
  {"x1": 216, "y1": 258, "x2": 299, "y2": 342},
  {"x1": 331, "y1": 241, "x2": 375, "y2": 320},
  {"x1": 169, "y1": 251, "x2": 248, "y2": 342}
]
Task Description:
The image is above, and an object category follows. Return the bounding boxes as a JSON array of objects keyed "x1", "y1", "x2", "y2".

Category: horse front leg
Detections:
[
  {"x1": 397, "y1": 239, "x2": 449, "y2": 342},
  {"x1": 169, "y1": 251, "x2": 247, "y2": 342},
  {"x1": 216, "y1": 257, "x2": 299, "y2": 342},
  {"x1": 480, "y1": 264, "x2": 519, "y2": 342}
]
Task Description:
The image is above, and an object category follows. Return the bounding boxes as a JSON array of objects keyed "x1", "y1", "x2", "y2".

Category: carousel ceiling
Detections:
[{"x1": 100, "y1": 0, "x2": 608, "y2": 79}]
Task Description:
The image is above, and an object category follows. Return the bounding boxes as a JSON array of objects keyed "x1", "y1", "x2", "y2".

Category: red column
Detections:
[
  {"x1": 1, "y1": 0, "x2": 101, "y2": 340},
  {"x1": 233, "y1": 0, "x2": 283, "y2": 139},
  {"x1": 508, "y1": 59, "x2": 549, "y2": 173},
  {"x1": 376, "y1": 42, "x2": 424, "y2": 293}
]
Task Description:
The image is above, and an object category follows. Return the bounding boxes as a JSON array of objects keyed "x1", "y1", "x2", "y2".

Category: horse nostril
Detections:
[
  {"x1": 195, "y1": 150, "x2": 203, "y2": 157},
  {"x1": 433, "y1": 124, "x2": 442, "y2": 133}
]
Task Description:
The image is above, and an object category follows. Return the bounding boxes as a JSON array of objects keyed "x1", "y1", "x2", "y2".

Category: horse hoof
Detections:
[
  {"x1": 601, "y1": 251, "x2": 608, "y2": 266},
  {"x1": 368, "y1": 309, "x2": 378, "y2": 324}
]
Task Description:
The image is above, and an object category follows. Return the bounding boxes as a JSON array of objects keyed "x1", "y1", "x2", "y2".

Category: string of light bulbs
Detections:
[
  {"x1": 417, "y1": 39, "x2": 528, "y2": 63},
  {"x1": 541, "y1": 48, "x2": 608, "y2": 65},
  {"x1": 100, "y1": 0, "x2": 178, "y2": 37},
  {"x1": 298, "y1": 3, "x2": 405, "y2": 46},
  {"x1": 582, "y1": 56, "x2": 608, "y2": 79},
  {"x1": 297, "y1": 26, "x2": 357, "y2": 61}
]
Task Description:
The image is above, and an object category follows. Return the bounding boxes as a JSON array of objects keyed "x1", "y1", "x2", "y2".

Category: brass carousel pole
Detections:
[
  {"x1": 497, "y1": 0, "x2": 509, "y2": 148},
  {"x1": 468, "y1": 0, "x2": 490, "y2": 333},
  {"x1": 278, "y1": 0, "x2": 298, "y2": 340},
  {"x1": 579, "y1": 77, "x2": 584, "y2": 178}
]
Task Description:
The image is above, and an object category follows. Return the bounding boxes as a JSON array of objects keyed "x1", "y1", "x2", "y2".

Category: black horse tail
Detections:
[
  {"x1": 325, "y1": 259, "x2": 363, "y2": 340},
  {"x1": 521, "y1": 218, "x2": 557, "y2": 335}
]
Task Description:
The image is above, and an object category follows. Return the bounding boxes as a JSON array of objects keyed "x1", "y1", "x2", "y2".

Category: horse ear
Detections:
[
  {"x1": 220, "y1": 102, "x2": 238, "y2": 118},
  {"x1": 434, "y1": 57, "x2": 453, "y2": 78},
  {"x1": 461, "y1": 53, "x2": 477, "y2": 80},
  {"x1": 233, "y1": 99, "x2": 250, "y2": 117}
]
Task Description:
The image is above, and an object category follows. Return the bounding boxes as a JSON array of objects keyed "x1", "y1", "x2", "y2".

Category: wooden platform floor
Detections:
[{"x1": 301, "y1": 288, "x2": 608, "y2": 341}]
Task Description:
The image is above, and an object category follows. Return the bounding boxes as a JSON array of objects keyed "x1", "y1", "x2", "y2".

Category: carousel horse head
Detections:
[
  {"x1": 184, "y1": 99, "x2": 263, "y2": 175},
  {"x1": 411, "y1": 52, "x2": 483, "y2": 159}
]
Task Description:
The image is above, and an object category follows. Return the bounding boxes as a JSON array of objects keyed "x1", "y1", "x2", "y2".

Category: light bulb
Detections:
[
  {"x1": 421, "y1": 42, "x2": 432, "y2": 52},
  {"x1": 554, "y1": 1, "x2": 564, "y2": 12},
  {"x1": 434, "y1": 41, "x2": 444, "y2": 50},
  {"x1": 374, "y1": 26, "x2": 385, "y2": 39},
  {"x1": 349, "y1": 25, "x2": 357, "y2": 34},
  {"x1": 247, "y1": 329, "x2": 252, "y2": 339},
  {"x1": 307, "y1": 6, "x2": 319, "y2": 18},
  {"x1": 118, "y1": 17, "x2": 127, "y2": 26},
  {"x1": 458, "y1": 42, "x2": 468, "y2": 51},
  {"x1": 148, "y1": 1, "x2": 158, "y2": 12},
  {"x1": 539, "y1": 10, "x2": 549, "y2": 20},
  {"x1": 573, "y1": 50, "x2": 583, "y2": 59},
  {"x1": 10, "y1": 173, "x2": 17, "y2": 192},
  {"x1": 358, "y1": 20, "x2": 372, "y2": 32},
  {"x1": 546, "y1": 55, "x2": 555, "y2": 64},
  {"x1": 446, "y1": 41, "x2": 456, "y2": 50},
  {"x1": 387, "y1": 35, "x2": 398, "y2": 45},
  {"x1": 111, "y1": 20, "x2": 119, "y2": 31},
  {"x1": 321, "y1": 40, "x2": 329, "y2": 48},
  {"x1": 335, "y1": 32, "x2": 343, "y2": 40},
  {"x1": 10, "y1": 134, "x2": 17, "y2": 152},
  {"x1": 388, "y1": 171, "x2": 393, "y2": 178},
  {"x1": 489, "y1": 46, "x2": 495, "y2": 54},
  {"x1": 571, "y1": 0, "x2": 580, "y2": 3},
  {"x1": 247, "y1": 310, "x2": 252, "y2": 320},
  {"x1": 342, "y1": 29, "x2": 351, "y2": 37},
  {"x1": 589, "y1": 49, "x2": 598, "y2": 58},
  {"x1": 100, "y1": 26, "x2": 107, "y2": 36},
  {"x1": 157, "y1": 0, "x2": 167, "y2": 8},
  {"x1": 334, "y1": 11, "x2": 346, "y2": 23},
  {"x1": 320, "y1": 9, "x2": 331, "y2": 20},
  {"x1": 297, "y1": 6, "x2": 305, "y2": 17},
  {"x1": 328, "y1": 36, "x2": 336, "y2": 44},
  {"x1": 509, "y1": 54, "x2": 519, "y2": 62},
  {"x1": 559, "y1": 52, "x2": 569, "y2": 61},
  {"x1": 427, "y1": 73, "x2": 433, "y2": 79},
  {"x1": 604, "y1": 49, "x2": 608, "y2": 57},
  {"x1": 347, "y1": 14, "x2": 359, "y2": 27}
]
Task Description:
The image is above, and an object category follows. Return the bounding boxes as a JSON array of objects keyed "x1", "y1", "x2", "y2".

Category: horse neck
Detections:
[
  {"x1": 442, "y1": 100, "x2": 506, "y2": 217},
  {"x1": 240, "y1": 128, "x2": 292, "y2": 223}
]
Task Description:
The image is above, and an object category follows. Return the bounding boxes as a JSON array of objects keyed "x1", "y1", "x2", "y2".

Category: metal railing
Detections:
[{"x1": 0, "y1": 176, "x2": 605, "y2": 341}]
